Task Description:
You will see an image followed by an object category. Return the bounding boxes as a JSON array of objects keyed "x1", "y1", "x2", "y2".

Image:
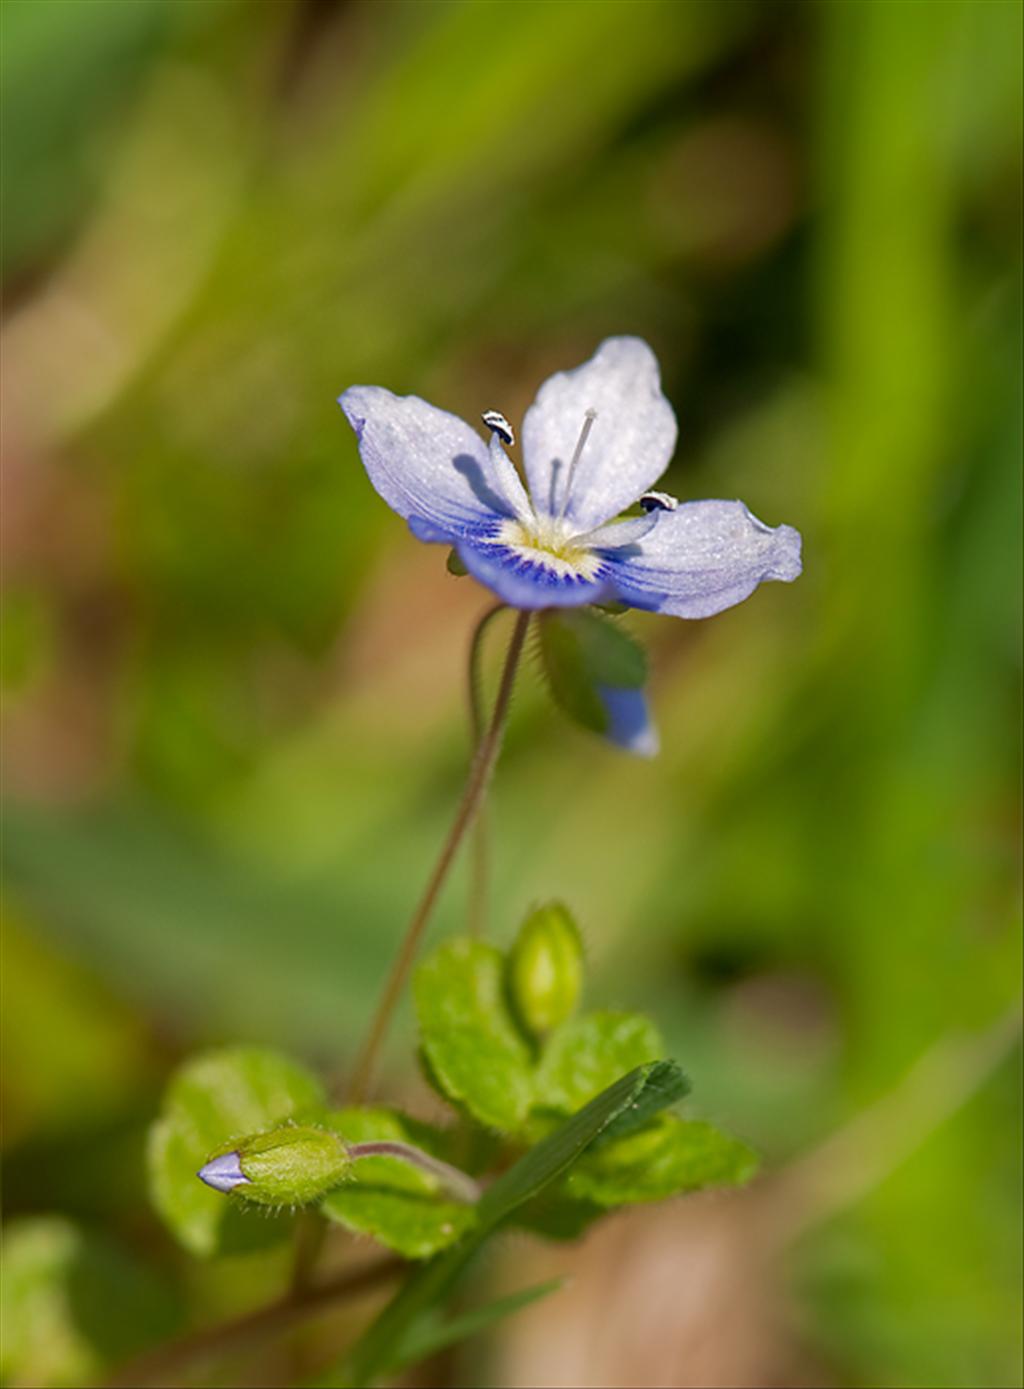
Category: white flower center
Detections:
[{"x1": 496, "y1": 514, "x2": 601, "y2": 581}]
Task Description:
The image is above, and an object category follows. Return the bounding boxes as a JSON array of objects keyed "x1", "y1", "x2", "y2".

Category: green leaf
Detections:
[
  {"x1": 0, "y1": 1217, "x2": 181, "y2": 1388},
  {"x1": 568, "y1": 1114, "x2": 759, "y2": 1206},
  {"x1": 147, "y1": 1045, "x2": 325, "y2": 1258},
  {"x1": 321, "y1": 1109, "x2": 476, "y2": 1259},
  {"x1": 538, "y1": 610, "x2": 648, "y2": 735},
  {"x1": 415, "y1": 938, "x2": 534, "y2": 1132},
  {"x1": 536, "y1": 1010, "x2": 665, "y2": 1115},
  {"x1": 345, "y1": 1062, "x2": 686, "y2": 1386}
]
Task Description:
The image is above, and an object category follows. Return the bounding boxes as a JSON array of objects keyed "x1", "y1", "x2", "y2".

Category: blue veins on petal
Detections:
[{"x1": 339, "y1": 336, "x2": 802, "y2": 619}]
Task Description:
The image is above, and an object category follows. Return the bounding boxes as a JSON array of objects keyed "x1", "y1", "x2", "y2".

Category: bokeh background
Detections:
[{"x1": 2, "y1": 1, "x2": 1021, "y2": 1385}]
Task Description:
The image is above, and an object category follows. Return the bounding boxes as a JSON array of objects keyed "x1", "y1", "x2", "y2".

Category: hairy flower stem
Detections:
[
  {"x1": 466, "y1": 602, "x2": 507, "y2": 935},
  {"x1": 347, "y1": 609, "x2": 531, "y2": 1104},
  {"x1": 348, "y1": 1140, "x2": 482, "y2": 1203}
]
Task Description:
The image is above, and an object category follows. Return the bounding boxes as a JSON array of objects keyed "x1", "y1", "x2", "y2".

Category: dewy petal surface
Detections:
[
  {"x1": 603, "y1": 500, "x2": 802, "y2": 619},
  {"x1": 340, "y1": 386, "x2": 511, "y2": 540},
  {"x1": 520, "y1": 337, "x2": 678, "y2": 531}
]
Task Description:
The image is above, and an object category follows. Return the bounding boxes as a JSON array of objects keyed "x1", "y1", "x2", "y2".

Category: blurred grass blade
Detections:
[{"x1": 374, "y1": 1278, "x2": 564, "y2": 1378}]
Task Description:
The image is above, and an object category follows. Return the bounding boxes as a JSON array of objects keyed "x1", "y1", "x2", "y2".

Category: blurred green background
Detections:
[{"x1": 2, "y1": 1, "x2": 1021, "y2": 1385}]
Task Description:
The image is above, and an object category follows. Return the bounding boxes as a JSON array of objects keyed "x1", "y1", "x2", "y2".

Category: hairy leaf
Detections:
[
  {"x1": 568, "y1": 1114, "x2": 759, "y2": 1206},
  {"x1": 536, "y1": 1010, "x2": 664, "y2": 1115},
  {"x1": 415, "y1": 938, "x2": 534, "y2": 1132}
]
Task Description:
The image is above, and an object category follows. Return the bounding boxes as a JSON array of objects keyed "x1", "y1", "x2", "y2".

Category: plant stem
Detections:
[
  {"x1": 103, "y1": 1254, "x2": 403, "y2": 1388},
  {"x1": 347, "y1": 609, "x2": 531, "y2": 1104},
  {"x1": 466, "y1": 602, "x2": 506, "y2": 935},
  {"x1": 348, "y1": 1140, "x2": 482, "y2": 1203}
]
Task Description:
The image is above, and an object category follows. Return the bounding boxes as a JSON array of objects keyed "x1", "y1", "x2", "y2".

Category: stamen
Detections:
[
  {"x1": 639, "y1": 490, "x2": 679, "y2": 513},
  {"x1": 559, "y1": 409, "x2": 597, "y2": 518},
  {"x1": 482, "y1": 410, "x2": 515, "y2": 447}
]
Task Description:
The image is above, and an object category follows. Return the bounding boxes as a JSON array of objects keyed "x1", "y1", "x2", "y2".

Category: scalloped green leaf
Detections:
[
  {"x1": 536, "y1": 1010, "x2": 664, "y2": 1115},
  {"x1": 147, "y1": 1045, "x2": 325, "y2": 1258},
  {"x1": 321, "y1": 1108, "x2": 476, "y2": 1259},
  {"x1": 0, "y1": 1217, "x2": 181, "y2": 1389},
  {"x1": 567, "y1": 1114, "x2": 759, "y2": 1206},
  {"x1": 415, "y1": 938, "x2": 534, "y2": 1132}
]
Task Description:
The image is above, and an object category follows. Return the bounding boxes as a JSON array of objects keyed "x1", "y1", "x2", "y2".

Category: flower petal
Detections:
[
  {"x1": 456, "y1": 535, "x2": 611, "y2": 610},
  {"x1": 604, "y1": 500, "x2": 802, "y2": 619},
  {"x1": 521, "y1": 337, "x2": 678, "y2": 530},
  {"x1": 340, "y1": 386, "x2": 513, "y2": 540},
  {"x1": 197, "y1": 1151, "x2": 250, "y2": 1194},
  {"x1": 596, "y1": 684, "x2": 659, "y2": 757}
]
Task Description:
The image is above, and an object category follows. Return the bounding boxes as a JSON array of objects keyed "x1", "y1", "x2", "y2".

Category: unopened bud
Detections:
[
  {"x1": 508, "y1": 902, "x2": 583, "y2": 1038},
  {"x1": 198, "y1": 1124, "x2": 349, "y2": 1207}
]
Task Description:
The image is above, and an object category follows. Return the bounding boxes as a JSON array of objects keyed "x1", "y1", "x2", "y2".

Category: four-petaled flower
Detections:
[
  {"x1": 339, "y1": 337, "x2": 802, "y2": 754},
  {"x1": 339, "y1": 336, "x2": 801, "y2": 615}
]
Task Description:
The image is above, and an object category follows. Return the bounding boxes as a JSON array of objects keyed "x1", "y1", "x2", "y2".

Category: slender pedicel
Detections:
[
  {"x1": 346, "y1": 610, "x2": 532, "y2": 1104},
  {"x1": 466, "y1": 603, "x2": 507, "y2": 936},
  {"x1": 559, "y1": 409, "x2": 598, "y2": 517},
  {"x1": 347, "y1": 1141, "x2": 482, "y2": 1204}
]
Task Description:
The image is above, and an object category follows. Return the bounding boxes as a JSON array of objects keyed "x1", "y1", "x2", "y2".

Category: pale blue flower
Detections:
[{"x1": 339, "y1": 336, "x2": 801, "y2": 618}]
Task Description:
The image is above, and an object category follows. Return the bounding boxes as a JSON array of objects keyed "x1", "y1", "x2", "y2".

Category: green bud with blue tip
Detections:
[{"x1": 198, "y1": 1123, "x2": 349, "y2": 1207}]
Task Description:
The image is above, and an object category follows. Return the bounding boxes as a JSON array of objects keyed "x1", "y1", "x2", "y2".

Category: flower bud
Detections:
[
  {"x1": 198, "y1": 1123, "x2": 349, "y2": 1207},
  {"x1": 508, "y1": 902, "x2": 583, "y2": 1038}
]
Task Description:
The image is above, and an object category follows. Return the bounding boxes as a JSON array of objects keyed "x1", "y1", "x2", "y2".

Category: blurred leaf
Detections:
[
  {"x1": 1, "y1": 910, "x2": 151, "y2": 1142},
  {"x1": 321, "y1": 1108, "x2": 475, "y2": 1260},
  {"x1": 415, "y1": 938, "x2": 534, "y2": 1132},
  {"x1": 568, "y1": 1113, "x2": 758, "y2": 1206},
  {"x1": 536, "y1": 1010, "x2": 665, "y2": 1115},
  {"x1": 0, "y1": 1216, "x2": 180, "y2": 1388},
  {"x1": 147, "y1": 1046, "x2": 324, "y2": 1258}
]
